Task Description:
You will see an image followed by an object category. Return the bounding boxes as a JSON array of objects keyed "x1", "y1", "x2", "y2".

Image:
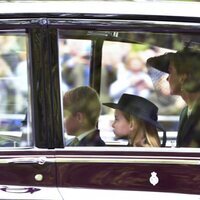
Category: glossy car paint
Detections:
[
  {"x1": 55, "y1": 148, "x2": 200, "y2": 195},
  {"x1": 0, "y1": 1, "x2": 200, "y2": 199},
  {"x1": 0, "y1": 150, "x2": 62, "y2": 199}
]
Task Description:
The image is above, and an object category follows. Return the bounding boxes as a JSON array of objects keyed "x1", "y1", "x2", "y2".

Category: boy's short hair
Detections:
[{"x1": 63, "y1": 86, "x2": 101, "y2": 127}]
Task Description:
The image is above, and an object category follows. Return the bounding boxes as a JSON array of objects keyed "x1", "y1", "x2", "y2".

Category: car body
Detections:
[{"x1": 0, "y1": 1, "x2": 200, "y2": 199}]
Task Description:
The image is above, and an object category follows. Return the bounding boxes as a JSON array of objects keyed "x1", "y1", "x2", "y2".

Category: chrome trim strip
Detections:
[
  {"x1": 0, "y1": 157, "x2": 55, "y2": 164},
  {"x1": 49, "y1": 18, "x2": 200, "y2": 31},
  {"x1": 61, "y1": 146, "x2": 200, "y2": 153},
  {"x1": 0, "y1": 155, "x2": 199, "y2": 165},
  {"x1": 55, "y1": 157, "x2": 200, "y2": 165}
]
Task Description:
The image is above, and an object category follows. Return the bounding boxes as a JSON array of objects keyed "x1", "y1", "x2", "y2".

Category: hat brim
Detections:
[
  {"x1": 103, "y1": 102, "x2": 121, "y2": 110},
  {"x1": 103, "y1": 103, "x2": 165, "y2": 131},
  {"x1": 146, "y1": 53, "x2": 175, "y2": 73}
]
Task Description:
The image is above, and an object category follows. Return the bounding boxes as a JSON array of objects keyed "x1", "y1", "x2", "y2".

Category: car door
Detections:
[
  {"x1": 2, "y1": 2, "x2": 200, "y2": 200},
  {"x1": 0, "y1": 150, "x2": 61, "y2": 200},
  {"x1": 51, "y1": 12, "x2": 200, "y2": 199},
  {"x1": 0, "y1": 19, "x2": 62, "y2": 199}
]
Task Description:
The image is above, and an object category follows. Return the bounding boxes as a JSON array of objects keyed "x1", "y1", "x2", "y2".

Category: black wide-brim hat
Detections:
[
  {"x1": 146, "y1": 52, "x2": 175, "y2": 73},
  {"x1": 103, "y1": 94, "x2": 164, "y2": 132},
  {"x1": 103, "y1": 94, "x2": 166, "y2": 147}
]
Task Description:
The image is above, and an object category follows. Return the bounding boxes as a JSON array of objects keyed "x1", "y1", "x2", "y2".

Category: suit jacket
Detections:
[
  {"x1": 67, "y1": 129, "x2": 105, "y2": 146},
  {"x1": 176, "y1": 104, "x2": 200, "y2": 147}
]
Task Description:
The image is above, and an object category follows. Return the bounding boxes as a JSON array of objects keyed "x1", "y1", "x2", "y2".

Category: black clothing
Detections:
[
  {"x1": 67, "y1": 129, "x2": 105, "y2": 146},
  {"x1": 176, "y1": 105, "x2": 200, "y2": 147}
]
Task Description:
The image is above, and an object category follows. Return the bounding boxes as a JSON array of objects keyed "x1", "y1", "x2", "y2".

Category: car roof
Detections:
[{"x1": 0, "y1": 1, "x2": 200, "y2": 18}]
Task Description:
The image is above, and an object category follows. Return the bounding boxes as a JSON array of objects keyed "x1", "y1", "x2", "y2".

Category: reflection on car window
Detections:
[
  {"x1": 0, "y1": 33, "x2": 32, "y2": 148},
  {"x1": 59, "y1": 38, "x2": 92, "y2": 144},
  {"x1": 58, "y1": 30, "x2": 200, "y2": 148},
  {"x1": 99, "y1": 36, "x2": 186, "y2": 147},
  {"x1": 59, "y1": 39, "x2": 91, "y2": 94}
]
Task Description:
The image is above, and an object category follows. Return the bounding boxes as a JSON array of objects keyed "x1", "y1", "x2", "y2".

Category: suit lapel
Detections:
[
  {"x1": 177, "y1": 104, "x2": 200, "y2": 147},
  {"x1": 177, "y1": 107, "x2": 188, "y2": 147}
]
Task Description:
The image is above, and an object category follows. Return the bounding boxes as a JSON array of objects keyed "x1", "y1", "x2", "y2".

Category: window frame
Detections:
[{"x1": 1, "y1": 13, "x2": 200, "y2": 150}]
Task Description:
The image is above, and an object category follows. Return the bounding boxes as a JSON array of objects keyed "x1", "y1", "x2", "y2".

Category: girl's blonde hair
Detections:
[{"x1": 123, "y1": 112, "x2": 160, "y2": 147}]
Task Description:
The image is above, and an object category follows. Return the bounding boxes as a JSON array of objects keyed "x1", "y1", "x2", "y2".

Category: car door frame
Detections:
[
  {"x1": 0, "y1": 16, "x2": 62, "y2": 199},
  {"x1": 49, "y1": 13, "x2": 200, "y2": 197}
]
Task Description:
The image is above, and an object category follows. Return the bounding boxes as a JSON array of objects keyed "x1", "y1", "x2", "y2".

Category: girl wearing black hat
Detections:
[{"x1": 103, "y1": 94, "x2": 166, "y2": 147}]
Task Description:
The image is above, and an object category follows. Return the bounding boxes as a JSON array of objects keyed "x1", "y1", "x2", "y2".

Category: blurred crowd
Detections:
[
  {"x1": 0, "y1": 36, "x2": 186, "y2": 117},
  {"x1": 59, "y1": 39, "x2": 186, "y2": 116},
  {"x1": 0, "y1": 35, "x2": 27, "y2": 115}
]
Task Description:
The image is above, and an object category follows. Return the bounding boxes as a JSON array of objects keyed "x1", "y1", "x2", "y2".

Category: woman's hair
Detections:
[
  {"x1": 63, "y1": 86, "x2": 101, "y2": 127},
  {"x1": 171, "y1": 50, "x2": 200, "y2": 92},
  {"x1": 123, "y1": 112, "x2": 160, "y2": 147}
]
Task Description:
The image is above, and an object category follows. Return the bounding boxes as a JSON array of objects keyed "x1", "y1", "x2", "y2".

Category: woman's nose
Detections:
[{"x1": 111, "y1": 122, "x2": 115, "y2": 128}]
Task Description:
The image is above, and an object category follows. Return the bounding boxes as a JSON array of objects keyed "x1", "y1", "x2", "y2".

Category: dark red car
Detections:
[{"x1": 0, "y1": 1, "x2": 200, "y2": 199}]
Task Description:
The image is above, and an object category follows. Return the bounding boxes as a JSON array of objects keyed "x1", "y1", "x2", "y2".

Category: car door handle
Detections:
[
  {"x1": 0, "y1": 186, "x2": 40, "y2": 194},
  {"x1": 9, "y1": 156, "x2": 46, "y2": 165}
]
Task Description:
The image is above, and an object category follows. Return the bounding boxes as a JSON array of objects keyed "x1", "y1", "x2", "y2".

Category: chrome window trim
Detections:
[{"x1": 49, "y1": 19, "x2": 200, "y2": 33}]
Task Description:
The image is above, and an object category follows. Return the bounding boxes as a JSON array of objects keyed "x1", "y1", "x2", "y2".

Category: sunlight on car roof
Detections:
[{"x1": 0, "y1": 0, "x2": 200, "y2": 18}]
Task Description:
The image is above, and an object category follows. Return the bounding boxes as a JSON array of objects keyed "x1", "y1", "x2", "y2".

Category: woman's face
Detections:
[
  {"x1": 112, "y1": 109, "x2": 133, "y2": 138},
  {"x1": 167, "y1": 63, "x2": 182, "y2": 95}
]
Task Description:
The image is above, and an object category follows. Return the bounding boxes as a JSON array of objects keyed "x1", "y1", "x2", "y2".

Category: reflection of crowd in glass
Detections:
[
  {"x1": 1, "y1": 36, "x2": 181, "y2": 117},
  {"x1": 60, "y1": 39, "x2": 185, "y2": 116},
  {"x1": 109, "y1": 52, "x2": 153, "y2": 103},
  {"x1": 0, "y1": 36, "x2": 27, "y2": 114},
  {"x1": 60, "y1": 39, "x2": 91, "y2": 93}
]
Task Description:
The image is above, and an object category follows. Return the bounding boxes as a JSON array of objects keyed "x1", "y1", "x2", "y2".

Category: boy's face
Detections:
[{"x1": 64, "y1": 109, "x2": 80, "y2": 136}]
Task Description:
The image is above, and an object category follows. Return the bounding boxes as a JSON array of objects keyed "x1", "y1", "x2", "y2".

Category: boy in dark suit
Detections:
[{"x1": 63, "y1": 86, "x2": 105, "y2": 146}]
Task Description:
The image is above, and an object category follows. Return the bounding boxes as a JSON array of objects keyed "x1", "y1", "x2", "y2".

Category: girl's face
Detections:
[{"x1": 112, "y1": 109, "x2": 134, "y2": 138}]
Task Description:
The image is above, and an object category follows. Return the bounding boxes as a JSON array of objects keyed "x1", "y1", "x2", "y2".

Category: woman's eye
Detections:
[{"x1": 114, "y1": 117, "x2": 119, "y2": 121}]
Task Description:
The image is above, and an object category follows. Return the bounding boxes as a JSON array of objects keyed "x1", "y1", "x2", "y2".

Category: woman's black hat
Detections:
[{"x1": 146, "y1": 52, "x2": 175, "y2": 73}]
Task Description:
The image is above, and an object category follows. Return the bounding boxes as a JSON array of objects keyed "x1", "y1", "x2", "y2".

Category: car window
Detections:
[
  {"x1": 58, "y1": 23, "x2": 200, "y2": 148},
  {"x1": 0, "y1": 33, "x2": 32, "y2": 148},
  {"x1": 58, "y1": 38, "x2": 92, "y2": 143},
  {"x1": 99, "y1": 38, "x2": 186, "y2": 147},
  {"x1": 59, "y1": 38, "x2": 91, "y2": 93}
]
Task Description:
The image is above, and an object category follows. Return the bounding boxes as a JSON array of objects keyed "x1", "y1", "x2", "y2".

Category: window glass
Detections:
[
  {"x1": 99, "y1": 32, "x2": 191, "y2": 147},
  {"x1": 59, "y1": 30, "x2": 200, "y2": 148},
  {"x1": 0, "y1": 33, "x2": 32, "y2": 148},
  {"x1": 59, "y1": 38, "x2": 92, "y2": 144},
  {"x1": 59, "y1": 39, "x2": 92, "y2": 94}
]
